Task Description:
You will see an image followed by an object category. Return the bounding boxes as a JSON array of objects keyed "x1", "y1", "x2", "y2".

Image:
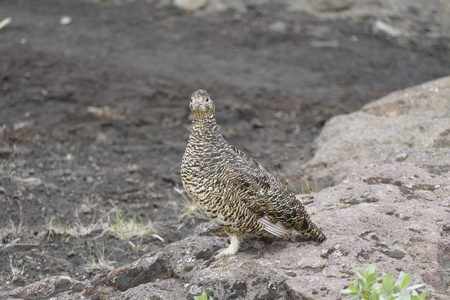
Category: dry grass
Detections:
[
  {"x1": 78, "y1": 194, "x2": 98, "y2": 214},
  {"x1": 0, "y1": 219, "x2": 23, "y2": 244},
  {"x1": 173, "y1": 186, "x2": 207, "y2": 229},
  {"x1": 0, "y1": 255, "x2": 25, "y2": 286},
  {"x1": 46, "y1": 216, "x2": 101, "y2": 238},
  {"x1": 102, "y1": 206, "x2": 164, "y2": 242},
  {"x1": 292, "y1": 178, "x2": 318, "y2": 195},
  {"x1": 45, "y1": 202, "x2": 163, "y2": 244},
  {"x1": 81, "y1": 242, "x2": 116, "y2": 273},
  {"x1": 0, "y1": 195, "x2": 25, "y2": 245}
]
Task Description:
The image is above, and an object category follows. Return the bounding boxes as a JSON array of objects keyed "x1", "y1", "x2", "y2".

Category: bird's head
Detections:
[{"x1": 190, "y1": 89, "x2": 215, "y2": 118}]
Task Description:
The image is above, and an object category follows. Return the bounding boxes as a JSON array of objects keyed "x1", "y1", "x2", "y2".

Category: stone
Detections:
[
  {"x1": 307, "y1": 0, "x2": 355, "y2": 12},
  {"x1": 268, "y1": 21, "x2": 287, "y2": 33},
  {"x1": 60, "y1": 16, "x2": 72, "y2": 26},
  {"x1": 0, "y1": 276, "x2": 74, "y2": 299},
  {"x1": 373, "y1": 20, "x2": 402, "y2": 37},
  {"x1": 174, "y1": 0, "x2": 208, "y2": 12},
  {"x1": 301, "y1": 76, "x2": 450, "y2": 186}
]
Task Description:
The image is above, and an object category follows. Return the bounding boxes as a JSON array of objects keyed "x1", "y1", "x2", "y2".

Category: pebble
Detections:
[
  {"x1": 174, "y1": 0, "x2": 208, "y2": 12},
  {"x1": 373, "y1": 20, "x2": 402, "y2": 38},
  {"x1": 60, "y1": 16, "x2": 72, "y2": 26}
]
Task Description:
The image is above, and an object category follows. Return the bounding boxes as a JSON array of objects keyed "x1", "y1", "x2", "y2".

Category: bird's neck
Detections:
[{"x1": 191, "y1": 115, "x2": 219, "y2": 137}]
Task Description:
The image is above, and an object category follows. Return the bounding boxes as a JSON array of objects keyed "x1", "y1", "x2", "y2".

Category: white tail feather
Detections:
[{"x1": 258, "y1": 216, "x2": 290, "y2": 237}]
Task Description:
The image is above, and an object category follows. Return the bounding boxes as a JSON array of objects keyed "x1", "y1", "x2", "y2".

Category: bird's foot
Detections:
[
  {"x1": 203, "y1": 235, "x2": 240, "y2": 267},
  {"x1": 212, "y1": 246, "x2": 238, "y2": 259}
]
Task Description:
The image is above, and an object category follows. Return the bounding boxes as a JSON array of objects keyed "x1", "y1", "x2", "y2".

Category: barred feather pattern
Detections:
[{"x1": 181, "y1": 90, "x2": 326, "y2": 243}]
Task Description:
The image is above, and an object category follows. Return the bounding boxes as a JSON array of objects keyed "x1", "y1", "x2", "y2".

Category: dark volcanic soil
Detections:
[{"x1": 0, "y1": 0, "x2": 449, "y2": 290}]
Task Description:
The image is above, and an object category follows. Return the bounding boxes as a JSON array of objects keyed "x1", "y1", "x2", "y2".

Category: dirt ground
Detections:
[{"x1": 0, "y1": 0, "x2": 449, "y2": 290}]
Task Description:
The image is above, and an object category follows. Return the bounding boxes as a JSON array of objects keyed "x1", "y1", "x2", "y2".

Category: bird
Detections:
[{"x1": 181, "y1": 89, "x2": 326, "y2": 258}]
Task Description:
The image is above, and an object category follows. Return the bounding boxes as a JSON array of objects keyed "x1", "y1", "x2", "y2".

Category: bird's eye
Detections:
[{"x1": 206, "y1": 98, "x2": 209, "y2": 102}]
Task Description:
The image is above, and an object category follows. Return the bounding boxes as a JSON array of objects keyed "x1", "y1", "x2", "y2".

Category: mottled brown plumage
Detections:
[{"x1": 181, "y1": 89, "x2": 325, "y2": 257}]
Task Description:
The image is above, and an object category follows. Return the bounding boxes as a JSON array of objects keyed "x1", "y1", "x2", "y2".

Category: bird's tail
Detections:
[
  {"x1": 295, "y1": 217, "x2": 326, "y2": 242},
  {"x1": 309, "y1": 224, "x2": 326, "y2": 242}
]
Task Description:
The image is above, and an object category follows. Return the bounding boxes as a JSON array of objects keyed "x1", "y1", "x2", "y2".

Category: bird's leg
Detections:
[{"x1": 214, "y1": 234, "x2": 240, "y2": 259}]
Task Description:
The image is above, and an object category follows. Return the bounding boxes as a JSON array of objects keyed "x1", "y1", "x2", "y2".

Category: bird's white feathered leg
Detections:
[{"x1": 215, "y1": 235, "x2": 240, "y2": 258}]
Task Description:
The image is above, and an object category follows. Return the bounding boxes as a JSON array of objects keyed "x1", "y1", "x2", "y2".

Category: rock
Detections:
[
  {"x1": 268, "y1": 21, "x2": 287, "y2": 33},
  {"x1": 307, "y1": 0, "x2": 355, "y2": 12},
  {"x1": 0, "y1": 276, "x2": 74, "y2": 299},
  {"x1": 373, "y1": 20, "x2": 402, "y2": 38},
  {"x1": 203, "y1": 0, "x2": 247, "y2": 13},
  {"x1": 2, "y1": 163, "x2": 448, "y2": 299},
  {"x1": 310, "y1": 39, "x2": 339, "y2": 48},
  {"x1": 60, "y1": 16, "x2": 72, "y2": 26},
  {"x1": 87, "y1": 106, "x2": 126, "y2": 121},
  {"x1": 0, "y1": 17, "x2": 12, "y2": 31},
  {"x1": 302, "y1": 76, "x2": 450, "y2": 186},
  {"x1": 174, "y1": 0, "x2": 208, "y2": 12}
]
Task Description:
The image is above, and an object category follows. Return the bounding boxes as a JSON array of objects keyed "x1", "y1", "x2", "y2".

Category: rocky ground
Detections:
[
  {"x1": 2, "y1": 76, "x2": 449, "y2": 299},
  {"x1": 0, "y1": 0, "x2": 449, "y2": 298}
]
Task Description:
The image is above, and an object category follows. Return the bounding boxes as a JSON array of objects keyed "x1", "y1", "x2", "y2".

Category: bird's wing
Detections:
[
  {"x1": 226, "y1": 144, "x2": 273, "y2": 197},
  {"x1": 222, "y1": 143, "x2": 293, "y2": 237}
]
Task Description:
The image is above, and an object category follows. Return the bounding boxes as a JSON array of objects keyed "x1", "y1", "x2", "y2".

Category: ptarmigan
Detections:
[{"x1": 181, "y1": 89, "x2": 326, "y2": 258}]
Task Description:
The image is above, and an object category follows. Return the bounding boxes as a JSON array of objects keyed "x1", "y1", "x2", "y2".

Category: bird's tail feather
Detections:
[{"x1": 295, "y1": 218, "x2": 326, "y2": 242}]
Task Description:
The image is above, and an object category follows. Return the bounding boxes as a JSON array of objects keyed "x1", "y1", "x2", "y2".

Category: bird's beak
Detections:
[{"x1": 193, "y1": 102, "x2": 201, "y2": 109}]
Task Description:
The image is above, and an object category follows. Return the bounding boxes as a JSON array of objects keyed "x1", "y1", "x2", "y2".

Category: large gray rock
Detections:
[
  {"x1": 302, "y1": 76, "x2": 450, "y2": 186},
  {"x1": 2, "y1": 163, "x2": 448, "y2": 299}
]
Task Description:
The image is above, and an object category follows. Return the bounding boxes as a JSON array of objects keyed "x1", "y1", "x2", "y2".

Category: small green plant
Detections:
[
  {"x1": 194, "y1": 289, "x2": 214, "y2": 300},
  {"x1": 341, "y1": 264, "x2": 426, "y2": 300}
]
